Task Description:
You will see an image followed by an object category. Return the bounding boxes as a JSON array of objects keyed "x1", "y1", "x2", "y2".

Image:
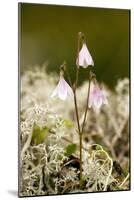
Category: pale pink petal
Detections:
[
  {"x1": 61, "y1": 78, "x2": 73, "y2": 98},
  {"x1": 102, "y1": 91, "x2": 108, "y2": 105},
  {"x1": 88, "y1": 93, "x2": 94, "y2": 108},
  {"x1": 68, "y1": 87, "x2": 74, "y2": 97},
  {"x1": 58, "y1": 89, "x2": 67, "y2": 100},
  {"x1": 57, "y1": 78, "x2": 68, "y2": 100},
  {"x1": 78, "y1": 43, "x2": 94, "y2": 68},
  {"x1": 93, "y1": 95, "x2": 103, "y2": 109},
  {"x1": 88, "y1": 80, "x2": 108, "y2": 110},
  {"x1": 51, "y1": 77, "x2": 73, "y2": 101},
  {"x1": 65, "y1": 83, "x2": 73, "y2": 97},
  {"x1": 51, "y1": 86, "x2": 58, "y2": 98}
]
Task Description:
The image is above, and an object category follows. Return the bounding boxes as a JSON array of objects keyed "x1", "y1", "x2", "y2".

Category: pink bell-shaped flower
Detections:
[
  {"x1": 51, "y1": 76, "x2": 73, "y2": 100},
  {"x1": 88, "y1": 79, "x2": 108, "y2": 110},
  {"x1": 78, "y1": 43, "x2": 94, "y2": 68}
]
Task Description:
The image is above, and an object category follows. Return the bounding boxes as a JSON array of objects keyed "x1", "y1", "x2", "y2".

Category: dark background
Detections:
[{"x1": 20, "y1": 3, "x2": 130, "y2": 88}]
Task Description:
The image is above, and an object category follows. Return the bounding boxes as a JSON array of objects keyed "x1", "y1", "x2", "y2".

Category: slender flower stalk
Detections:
[
  {"x1": 73, "y1": 33, "x2": 95, "y2": 186},
  {"x1": 73, "y1": 32, "x2": 83, "y2": 186},
  {"x1": 50, "y1": 32, "x2": 106, "y2": 189}
]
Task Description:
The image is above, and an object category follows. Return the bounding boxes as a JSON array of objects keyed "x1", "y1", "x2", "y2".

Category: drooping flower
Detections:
[
  {"x1": 88, "y1": 79, "x2": 108, "y2": 110},
  {"x1": 78, "y1": 43, "x2": 94, "y2": 68},
  {"x1": 51, "y1": 76, "x2": 73, "y2": 100}
]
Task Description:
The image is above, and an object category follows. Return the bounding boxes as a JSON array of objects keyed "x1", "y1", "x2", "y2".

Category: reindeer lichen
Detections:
[{"x1": 20, "y1": 65, "x2": 129, "y2": 196}]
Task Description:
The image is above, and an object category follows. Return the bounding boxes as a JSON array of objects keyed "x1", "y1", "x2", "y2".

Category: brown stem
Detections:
[
  {"x1": 73, "y1": 89, "x2": 81, "y2": 133},
  {"x1": 73, "y1": 33, "x2": 81, "y2": 133},
  {"x1": 73, "y1": 68, "x2": 82, "y2": 183},
  {"x1": 73, "y1": 32, "x2": 83, "y2": 186},
  {"x1": 73, "y1": 89, "x2": 83, "y2": 186}
]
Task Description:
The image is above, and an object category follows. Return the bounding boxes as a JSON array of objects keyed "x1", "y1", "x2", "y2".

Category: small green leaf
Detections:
[
  {"x1": 57, "y1": 154, "x2": 63, "y2": 161},
  {"x1": 122, "y1": 170, "x2": 129, "y2": 177},
  {"x1": 31, "y1": 123, "x2": 49, "y2": 145},
  {"x1": 63, "y1": 119, "x2": 74, "y2": 128},
  {"x1": 65, "y1": 144, "x2": 77, "y2": 156}
]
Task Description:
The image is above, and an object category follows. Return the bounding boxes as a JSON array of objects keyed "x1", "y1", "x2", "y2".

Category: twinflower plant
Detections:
[{"x1": 51, "y1": 32, "x2": 108, "y2": 187}]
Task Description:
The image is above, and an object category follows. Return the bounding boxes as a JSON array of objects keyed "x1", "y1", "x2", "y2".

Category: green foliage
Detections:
[
  {"x1": 63, "y1": 119, "x2": 74, "y2": 128},
  {"x1": 65, "y1": 144, "x2": 77, "y2": 156},
  {"x1": 31, "y1": 123, "x2": 48, "y2": 145}
]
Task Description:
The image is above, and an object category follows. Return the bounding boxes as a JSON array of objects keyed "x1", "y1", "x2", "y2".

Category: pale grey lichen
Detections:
[{"x1": 20, "y1": 66, "x2": 129, "y2": 196}]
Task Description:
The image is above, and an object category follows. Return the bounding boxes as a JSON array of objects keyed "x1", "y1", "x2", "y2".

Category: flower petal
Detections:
[
  {"x1": 78, "y1": 43, "x2": 94, "y2": 68},
  {"x1": 57, "y1": 77, "x2": 68, "y2": 100},
  {"x1": 51, "y1": 86, "x2": 58, "y2": 98},
  {"x1": 58, "y1": 89, "x2": 67, "y2": 100},
  {"x1": 88, "y1": 80, "x2": 108, "y2": 110},
  {"x1": 93, "y1": 96, "x2": 103, "y2": 109},
  {"x1": 51, "y1": 77, "x2": 73, "y2": 101}
]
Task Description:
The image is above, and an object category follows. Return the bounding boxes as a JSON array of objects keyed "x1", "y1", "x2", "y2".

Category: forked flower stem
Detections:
[
  {"x1": 73, "y1": 32, "x2": 83, "y2": 186},
  {"x1": 73, "y1": 70, "x2": 82, "y2": 186},
  {"x1": 73, "y1": 32, "x2": 91, "y2": 187},
  {"x1": 73, "y1": 87, "x2": 81, "y2": 133}
]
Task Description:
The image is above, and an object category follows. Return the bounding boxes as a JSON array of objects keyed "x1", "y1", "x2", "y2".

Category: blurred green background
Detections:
[{"x1": 20, "y1": 3, "x2": 130, "y2": 88}]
